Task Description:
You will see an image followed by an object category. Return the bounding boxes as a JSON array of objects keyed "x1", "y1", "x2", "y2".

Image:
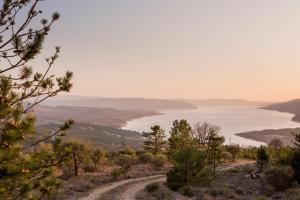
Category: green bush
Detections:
[
  {"x1": 292, "y1": 150, "x2": 300, "y2": 183},
  {"x1": 115, "y1": 154, "x2": 136, "y2": 172},
  {"x1": 180, "y1": 185, "x2": 193, "y2": 197},
  {"x1": 220, "y1": 151, "x2": 232, "y2": 162},
  {"x1": 265, "y1": 166, "x2": 295, "y2": 191},
  {"x1": 138, "y1": 152, "x2": 154, "y2": 163},
  {"x1": 192, "y1": 168, "x2": 213, "y2": 186},
  {"x1": 111, "y1": 169, "x2": 122, "y2": 179},
  {"x1": 151, "y1": 154, "x2": 168, "y2": 168},
  {"x1": 166, "y1": 168, "x2": 184, "y2": 191}
]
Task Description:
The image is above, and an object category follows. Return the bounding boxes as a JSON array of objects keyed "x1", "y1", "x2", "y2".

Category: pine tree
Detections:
[
  {"x1": 256, "y1": 145, "x2": 269, "y2": 172},
  {"x1": 0, "y1": 1, "x2": 73, "y2": 199},
  {"x1": 143, "y1": 125, "x2": 167, "y2": 155},
  {"x1": 207, "y1": 133, "x2": 225, "y2": 175},
  {"x1": 168, "y1": 119, "x2": 195, "y2": 158}
]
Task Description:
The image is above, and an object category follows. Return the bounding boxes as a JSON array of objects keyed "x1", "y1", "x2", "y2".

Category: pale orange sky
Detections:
[{"x1": 38, "y1": 0, "x2": 300, "y2": 101}]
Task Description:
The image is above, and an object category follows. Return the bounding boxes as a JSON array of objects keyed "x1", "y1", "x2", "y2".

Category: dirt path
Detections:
[
  {"x1": 120, "y1": 176, "x2": 166, "y2": 200},
  {"x1": 80, "y1": 160, "x2": 254, "y2": 200},
  {"x1": 79, "y1": 175, "x2": 164, "y2": 200}
]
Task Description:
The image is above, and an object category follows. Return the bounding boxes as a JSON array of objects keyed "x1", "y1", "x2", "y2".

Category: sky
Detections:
[{"x1": 33, "y1": 0, "x2": 300, "y2": 101}]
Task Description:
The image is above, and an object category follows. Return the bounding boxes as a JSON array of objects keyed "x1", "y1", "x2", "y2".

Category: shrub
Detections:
[
  {"x1": 166, "y1": 168, "x2": 184, "y2": 191},
  {"x1": 180, "y1": 185, "x2": 193, "y2": 197},
  {"x1": 111, "y1": 169, "x2": 122, "y2": 179},
  {"x1": 146, "y1": 183, "x2": 159, "y2": 193},
  {"x1": 151, "y1": 154, "x2": 168, "y2": 168},
  {"x1": 265, "y1": 166, "x2": 295, "y2": 191},
  {"x1": 120, "y1": 146, "x2": 136, "y2": 156},
  {"x1": 192, "y1": 168, "x2": 213, "y2": 186},
  {"x1": 138, "y1": 152, "x2": 154, "y2": 163},
  {"x1": 291, "y1": 150, "x2": 300, "y2": 183},
  {"x1": 115, "y1": 154, "x2": 136, "y2": 172},
  {"x1": 220, "y1": 151, "x2": 232, "y2": 162}
]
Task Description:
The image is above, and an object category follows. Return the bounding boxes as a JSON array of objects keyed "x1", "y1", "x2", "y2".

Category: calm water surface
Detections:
[{"x1": 122, "y1": 106, "x2": 300, "y2": 146}]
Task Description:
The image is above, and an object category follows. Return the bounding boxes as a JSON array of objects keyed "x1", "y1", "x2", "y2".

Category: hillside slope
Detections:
[
  {"x1": 34, "y1": 105, "x2": 159, "y2": 128},
  {"x1": 37, "y1": 122, "x2": 144, "y2": 150},
  {"x1": 262, "y1": 99, "x2": 300, "y2": 122}
]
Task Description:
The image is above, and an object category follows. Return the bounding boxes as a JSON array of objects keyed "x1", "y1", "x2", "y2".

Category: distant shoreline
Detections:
[{"x1": 236, "y1": 127, "x2": 300, "y2": 146}]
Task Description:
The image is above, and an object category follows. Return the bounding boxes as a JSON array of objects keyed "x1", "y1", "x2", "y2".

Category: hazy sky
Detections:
[{"x1": 36, "y1": 0, "x2": 300, "y2": 101}]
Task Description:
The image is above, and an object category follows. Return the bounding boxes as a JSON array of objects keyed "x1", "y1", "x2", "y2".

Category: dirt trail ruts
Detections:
[
  {"x1": 80, "y1": 160, "x2": 254, "y2": 200},
  {"x1": 78, "y1": 175, "x2": 164, "y2": 200},
  {"x1": 120, "y1": 176, "x2": 166, "y2": 200}
]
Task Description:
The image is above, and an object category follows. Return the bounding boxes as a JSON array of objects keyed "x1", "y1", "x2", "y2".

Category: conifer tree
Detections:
[
  {"x1": 0, "y1": 1, "x2": 73, "y2": 199},
  {"x1": 207, "y1": 133, "x2": 225, "y2": 175},
  {"x1": 256, "y1": 145, "x2": 269, "y2": 172},
  {"x1": 168, "y1": 119, "x2": 195, "y2": 158},
  {"x1": 143, "y1": 125, "x2": 167, "y2": 155}
]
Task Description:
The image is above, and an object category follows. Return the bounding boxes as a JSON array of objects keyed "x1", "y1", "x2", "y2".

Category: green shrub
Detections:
[
  {"x1": 115, "y1": 154, "x2": 136, "y2": 171},
  {"x1": 180, "y1": 185, "x2": 193, "y2": 197},
  {"x1": 151, "y1": 154, "x2": 168, "y2": 168},
  {"x1": 220, "y1": 151, "x2": 232, "y2": 162},
  {"x1": 138, "y1": 152, "x2": 154, "y2": 163},
  {"x1": 146, "y1": 183, "x2": 159, "y2": 193},
  {"x1": 192, "y1": 168, "x2": 213, "y2": 186},
  {"x1": 292, "y1": 150, "x2": 300, "y2": 183},
  {"x1": 265, "y1": 166, "x2": 295, "y2": 191},
  {"x1": 111, "y1": 169, "x2": 122, "y2": 179},
  {"x1": 166, "y1": 168, "x2": 184, "y2": 191}
]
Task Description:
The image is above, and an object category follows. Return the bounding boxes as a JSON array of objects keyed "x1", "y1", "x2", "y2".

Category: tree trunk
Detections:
[{"x1": 73, "y1": 155, "x2": 78, "y2": 176}]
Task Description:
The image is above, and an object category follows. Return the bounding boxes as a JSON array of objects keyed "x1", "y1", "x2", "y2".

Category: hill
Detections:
[
  {"x1": 181, "y1": 98, "x2": 272, "y2": 107},
  {"x1": 262, "y1": 99, "x2": 300, "y2": 122},
  {"x1": 37, "y1": 122, "x2": 144, "y2": 150},
  {"x1": 34, "y1": 105, "x2": 159, "y2": 128},
  {"x1": 41, "y1": 96, "x2": 197, "y2": 111},
  {"x1": 236, "y1": 128, "x2": 300, "y2": 146}
]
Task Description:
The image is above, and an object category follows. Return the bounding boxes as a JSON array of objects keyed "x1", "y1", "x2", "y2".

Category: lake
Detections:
[{"x1": 122, "y1": 106, "x2": 300, "y2": 146}]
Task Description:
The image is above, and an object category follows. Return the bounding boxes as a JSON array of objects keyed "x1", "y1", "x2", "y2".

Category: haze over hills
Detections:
[
  {"x1": 180, "y1": 98, "x2": 273, "y2": 107},
  {"x1": 262, "y1": 99, "x2": 300, "y2": 123},
  {"x1": 41, "y1": 96, "x2": 197, "y2": 111},
  {"x1": 41, "y1": 95, "x2": 274, "y2": 110}
]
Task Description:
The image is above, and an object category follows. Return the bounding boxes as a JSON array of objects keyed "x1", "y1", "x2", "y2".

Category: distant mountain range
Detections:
[
  {"x1": 180, "y1": 98, "x2": 272, "y2": 107},
  {"x1": 42, "y1": 95, "x2": 272, "y2": 110},
  {"x1": 262, "y1": 99, "x2": 300, "y2": 123},
  {"x1": 41, "y1": 96, "x2": 197, "y2": 111}
]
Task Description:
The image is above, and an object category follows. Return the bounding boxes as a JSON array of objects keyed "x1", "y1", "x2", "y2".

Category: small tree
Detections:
[
  {"x1": 91, "y1": 148, "x2": 106, "y2": 170},
  {"x1": 207, "y1": 133, "x2": 225, "y2": 175},
  {"x1": 256, "y1": 145, "x2": 269, "y2": 172},
  {"x1": 58, "y1": 140, "x2": 92, "y2": 176},
  {"x1": 143, "y1": 125, "x2": 167, "y2": 155},
  {"x1": 226, "y1": 144, "x2": 240, "y2": 162}
]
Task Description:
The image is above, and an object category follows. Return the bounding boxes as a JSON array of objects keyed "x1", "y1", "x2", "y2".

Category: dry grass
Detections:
[{"x1": 53, "y1": 164, "x2": 170, "y2": 200}]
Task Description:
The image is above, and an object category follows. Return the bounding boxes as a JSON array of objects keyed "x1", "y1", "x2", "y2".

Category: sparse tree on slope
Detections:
[
  {"x1": 0, "y1": 0, "x2": 73, "y2": 199},
  {"x1": 226, "y1": 144, "x2": 240, "y2": 162},
  {"x1": 207, "y1": 133, "x2": 225, "y2": 175},
  {"x1": 143, "y1": 125, "x2": 167, "y2": 155},
  {"x1": 256, "y1": 145, "x2": 269, "y2": 172}
]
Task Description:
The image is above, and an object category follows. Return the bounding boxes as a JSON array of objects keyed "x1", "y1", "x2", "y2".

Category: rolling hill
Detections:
[
  {"x1": 262, "y1": 99, "x2": 300, "y2": 122},
  {"x1": 34, "y1": 105, "x2": 159, "y2": 128}
]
